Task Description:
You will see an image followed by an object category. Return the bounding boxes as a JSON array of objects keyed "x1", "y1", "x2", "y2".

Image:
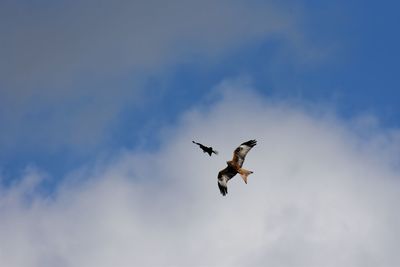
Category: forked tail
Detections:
[{"x1": 238, "y1": 168, "x2": 253, "y2": 184}]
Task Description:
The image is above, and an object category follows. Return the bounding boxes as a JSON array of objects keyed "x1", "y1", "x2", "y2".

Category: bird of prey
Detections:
[
  {"x1": 217, "y1": 140, "x2": 257, "y2": 196},
  {"x1": 192, "y1": 141, "x2": 218, "y2": 156}
]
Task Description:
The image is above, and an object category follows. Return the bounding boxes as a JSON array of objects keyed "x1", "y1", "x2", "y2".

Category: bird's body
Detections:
[
  {"x1": 217, "y1": 140, "x2": 257, "y2": 196},
  {"x1": 192, "y1": 141, "x2": 218, "y2": 156}
]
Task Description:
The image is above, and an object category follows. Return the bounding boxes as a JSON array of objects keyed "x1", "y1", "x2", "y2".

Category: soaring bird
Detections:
[
  {"x1": 192, "y1": 141, "x2": 218, "y2": 156},
  {"x1": 217, "y1": 140, "x2": 257, "y2": 196}
]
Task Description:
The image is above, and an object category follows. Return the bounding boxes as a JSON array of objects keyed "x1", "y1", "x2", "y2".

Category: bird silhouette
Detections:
[{"x1": 192, "y1": 141, "x2": 218, "y2": 156}]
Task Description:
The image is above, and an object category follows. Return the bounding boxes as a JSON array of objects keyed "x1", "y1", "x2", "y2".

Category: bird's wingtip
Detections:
[
  {"x1": 218, "y1": 182, "x2": 228, "y2": 196},
  {"x1": 241, "y1": 139, "x2": 257, "y2": 147}
]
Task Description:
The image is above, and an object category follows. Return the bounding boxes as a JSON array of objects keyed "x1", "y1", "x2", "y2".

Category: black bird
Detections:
[{"x1": 192, "y1": 141, "x2": 218, "y2": 156}]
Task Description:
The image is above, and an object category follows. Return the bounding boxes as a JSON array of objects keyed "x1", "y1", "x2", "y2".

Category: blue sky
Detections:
[
  {"x1": 1, "y1": 1, "x2": 400, "y2": 266},
  {"x1": 1, "y1": 1, "x2": 399, "y2": 181}
]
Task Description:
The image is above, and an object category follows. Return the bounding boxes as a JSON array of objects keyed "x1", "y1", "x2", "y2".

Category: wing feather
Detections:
[
  {"x1": 217, "y1": 165, "x2": 237, "y2": 196},
  {"x1": 231, "y1": 139, "x2": 257, "y2": 167}
]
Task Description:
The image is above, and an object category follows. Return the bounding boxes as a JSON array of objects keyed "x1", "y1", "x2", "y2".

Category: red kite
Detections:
[{"x1": 217, "y1": 140, "x2": 257, "y2": 196}]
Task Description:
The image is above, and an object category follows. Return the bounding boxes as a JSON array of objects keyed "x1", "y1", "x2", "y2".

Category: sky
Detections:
[{"x1": 0, "y1": 1, "x2": 400, "y2": 266}]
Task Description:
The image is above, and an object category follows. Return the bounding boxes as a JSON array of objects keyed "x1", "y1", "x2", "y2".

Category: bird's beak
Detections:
[{"x1": 242, "y1": 176, "x2": 248, "y2": 184}]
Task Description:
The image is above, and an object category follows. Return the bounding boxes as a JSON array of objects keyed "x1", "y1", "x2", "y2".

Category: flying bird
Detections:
[
  {"x1": 192, "y1": 141, "x2": 218, "y2": 156},
  {"x1": 217, "y1": 140, "x2": 257, "y2": 196}
]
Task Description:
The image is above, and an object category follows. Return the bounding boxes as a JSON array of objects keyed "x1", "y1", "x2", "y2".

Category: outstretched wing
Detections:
[
  {"x1": 192, "y1": 141, "x2": 208, "y2": 151},
  {"x1": 217, "y1": 165, "x2": 237, "y2": 196},
  {"x1": 232, "y1": 139, "x2": 257, "y2": 168}
]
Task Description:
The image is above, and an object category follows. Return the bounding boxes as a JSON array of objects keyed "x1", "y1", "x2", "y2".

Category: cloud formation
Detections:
[
  {"x1": 1, "y1": 86, "x2": 399, "y2": 267},
  {"x1": 0, "y1": 0, "x2": 301, "y2": 152}
]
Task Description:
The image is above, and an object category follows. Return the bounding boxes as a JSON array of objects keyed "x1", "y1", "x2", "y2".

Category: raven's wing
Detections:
[{"x1": 192, "y1": 141, "x2": 209, "y2": 152}]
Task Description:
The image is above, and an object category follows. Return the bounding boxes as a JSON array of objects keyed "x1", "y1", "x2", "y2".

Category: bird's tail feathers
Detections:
[
  {"x1": 238, "y1": 168, "x2": 253, "y2": 184},
  {"x1": 213, "y1": 150, "x2": 218, "y2": 155}
]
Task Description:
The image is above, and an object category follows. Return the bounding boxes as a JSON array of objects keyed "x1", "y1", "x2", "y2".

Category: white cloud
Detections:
[
  {"x1": 0, "y1": 0, "x2": 305, "y2": 152},
  {"x1": 0, "y1": 0, "x2": 297, "y2": 85},
  {"x1": 1, "y1": 86, "x2": 399, "y2": 267}
]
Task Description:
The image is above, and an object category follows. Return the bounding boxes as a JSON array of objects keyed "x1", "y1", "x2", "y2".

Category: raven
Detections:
[{"x1": 192, "y1": 141, "x2": 218, "y2": 156}]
